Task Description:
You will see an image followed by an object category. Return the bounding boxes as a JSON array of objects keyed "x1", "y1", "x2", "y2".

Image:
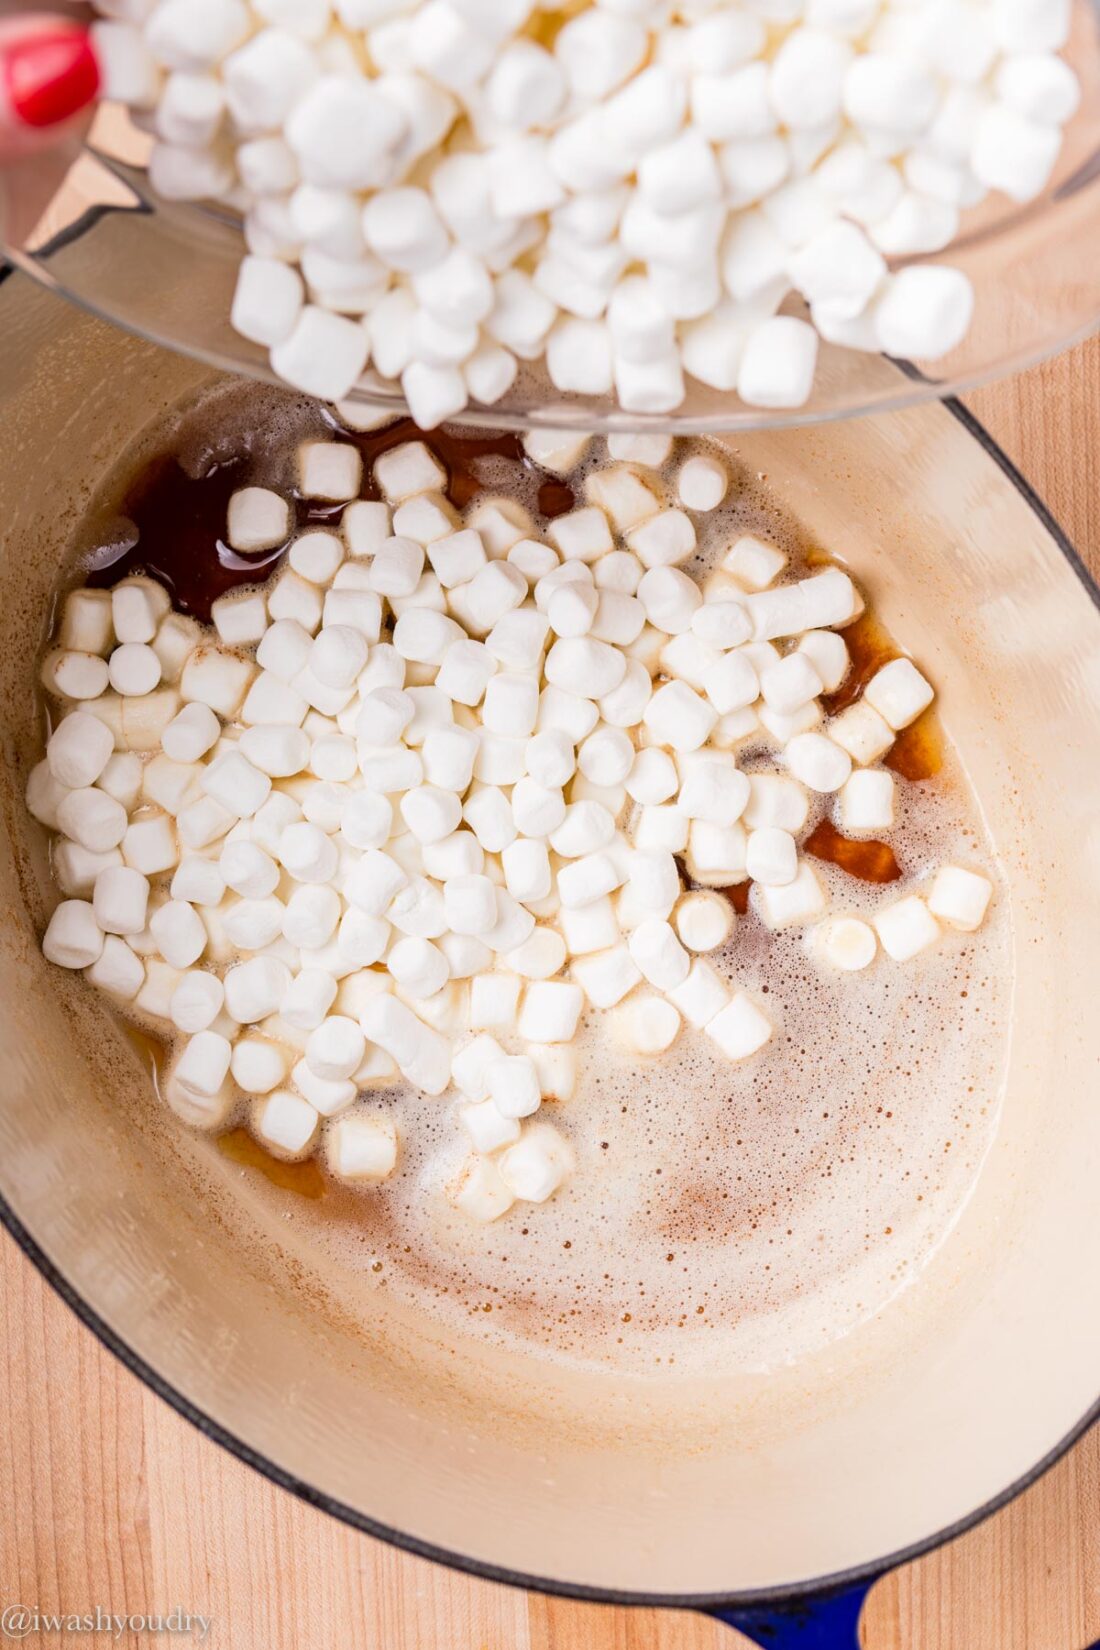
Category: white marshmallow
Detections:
[
  {"x1": 874, "y1": 267, "x2": 974, "y2": 361},
  {"x1": 816, "y1": 916, "x2": 877, "y2": 971},
  {"x1": 571, "y1": 945, "x2": 641, "y2": 1009},
  {"x1": 706, "y1": 992, "x2": 773, "y2": 1060},
  {"x1": 441, "y1": 873, "x2": 496, "y2": 937},
  {"x1": 644, "y1": 682, "x2": 718, "y2": 753},
  {"x1": 863, "y1": 658, "x2": 935, "y2": 730},
  {"x1": 57, "y1": 788, "x2": 128, "y2": 855},
  {"x1": 828, "y1": 701, "x2": 895, "y2": 766},
  {"x1": 756, "y1": 861, "x2": 828, "y2": 930},
  {"x1": 326, "y1": 1113, "x2": 399, "y2": 1181},
  {"x1": 675, "y1": 890, "x2": 734, "y2": 954},
  {"x1": 667, "y1": 958, "x2": 730, "y2": 1028},
  {"x1": 283, "y1": 883, "x2": 341, "y2": 949},
  {"x1": 544, "y1": 637, "x2": 626, "y2": 700},
  {"x1": 448, "y1": 1152, "x2": 514, "y2": 1221},
  {"x1": 170, "y1": 856, "x2": 225, "y2": 910},
  {"x1": 638, "y1": 567, "x2": 701, "y2": 635},
  {"x1": 874, "y1": 895, "x2": 941, "y2": 962},
  {"x1": 628, "y1": 917, "x2": 690, "y2": 990},
  {"x1": 227, "y1": 487, "x2": 290, "y2": 554},
  {"x1": 48, "y1": 712, "x2": 115, "y2": 790},
  {"x1": 496, "y1": 1122, "x2": 574, "y2": 1203},
  {"x1": 927, "y1": 865, "x2": 993, "y2": 932},
  {"x1": 738, "y1": 316, "x2": 819, "y2": 410},
  {"x1": 746, "y1": 826, "x2": 799, "y2": 887},
  {"x1": 678, "y1": 754, "x2": 751, "y2": 825},
  {"x1": 840, "y1": 768, "x2": 896, "y2": 833},
  {"x1": 486, "y1": 1054, "x2": 541, "y2": 1121},
  {"x1": 42, "y1": 899, "x2": 105, "y2": 970}
]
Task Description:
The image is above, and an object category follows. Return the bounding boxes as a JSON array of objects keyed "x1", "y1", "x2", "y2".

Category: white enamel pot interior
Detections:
[{"x1": 0, "y1": 274, "x2": 1097, "y2": 1633}]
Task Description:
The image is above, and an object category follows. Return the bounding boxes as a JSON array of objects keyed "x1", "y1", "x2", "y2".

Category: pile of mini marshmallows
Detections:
[
  {"x1": 29, "y1": 429, "x2": 994, "y2": 1221},
  {"x1": 90, "y1": 0, "x2": 1080, "y2": 426}
]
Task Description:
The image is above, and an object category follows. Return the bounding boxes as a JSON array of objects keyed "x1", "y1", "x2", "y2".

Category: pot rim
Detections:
[{"x1": 2, "y1": 395, "x2": 1098, "y2": 1613}]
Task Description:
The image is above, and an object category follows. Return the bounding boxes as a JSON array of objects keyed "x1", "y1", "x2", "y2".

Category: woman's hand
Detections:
[{"x1": 0, "y1": 12, "x2": 99, "y2": 160}]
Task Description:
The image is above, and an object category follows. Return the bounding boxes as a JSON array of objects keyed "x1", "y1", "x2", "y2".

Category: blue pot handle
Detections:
[{"x1": 705, "y1": 1576, "x2": 877, "y2": 1648}]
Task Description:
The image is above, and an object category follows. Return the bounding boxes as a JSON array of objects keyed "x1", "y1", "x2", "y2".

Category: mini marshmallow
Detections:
[
  {"x1": 874, "y1": 266, "x2": 974, "y2": 362},
  {"x1": 706, "y1": 992, "x2": 773, "y2": 1060},
  {"x1": 785, "y1": 731, "x2": 852, "y2": 792},
  {"x1": 525, "y1": 730, "x2": 575, "y2": 790},
  {"x1": 678, "y1": 754, "x2": 751, "y2": 826},
  {"x1": 571, "y1": 945, "x2": 641, "y2": 1009},
  {"x1": 227, "y1": 487, "x2": 290, "y2": 553},
  {"x1": 644, "y1": 682, "x2": 718, "y2": 753},
  {"x1": 746, "y1": 826, "x2": 799, "y2": 886},
  {"x1": 326, "y1": 1113, "x2": 399, "y2": 1181},
  {"x1": 220, "y1": 840, "x2": 279, "y2": 899},
  {"x1": 112, "y1": 579, "x2": 170, "y2": 645},
  {"x1": 537, "y1": 686, "x2": 600, "y2": 743},
  {"x1": 48, "y1": 651, "x2": 111, "y2": 700},
  {"x1": 122, "y1": 813, "x2": 179, "y2": 876},
  {"x1": 667, "y1": 958, "x2": 731, "y2": 1028},
  {"x1": 93, "y1": 864, "x2": 150, "y2": 936},
  {"x1": 485, "y1": 609, "x2": 551, "y2": 671},
  {"x1": 544, "y1": 637, "x2": 626, "y2": 700},
  {"x1": 840, "y1": 768, "x2": 896, "y2": 833},
  {"x1": 181, "y1": 649, "x2": 255, "y2": 718},
  {"x1": 86, "y1": 935, "x2": 144, "y2": 1000},
  {"x1": 874, "y1": 895, "x2": 941, "y2": 962},
  {"x1": 498, "y1": 1123, "x2": 574, "y2": 1203},
  {"x1": 828, "y1": 701, "x2": 895, "y2": 766},
  {"x1": 282, "y1": 969, "x2": 339, "y2": 1033},
  {"x1": 306, "y1": 1014, "x2": 366, "y2": 1081},
  {"x1": 722, "y1": 536, "x2": 787, "y2": 591},
  {"x1": 692, "y1": 596, "x2": 753, "y2": 650},
  {"x1": 288, "y1": 531, "x2": 344, "y2": 590},
  {"x1": 283, "y1": 883, "x2": 342, "y2": 949},
  {"x1": 626, "y1": 510, "x2": 696, "y2": 570},
  {"x1": 42, "y1": 899, "x2": 104, "y2": 970},
  {"x1": 558, "y1": 852, "x2": 621, "y2": 910},
  {"x1": 57, "y1": 789, "x2": 128, "y2": 854},
  {"x1": 927, "y1": 865, "x2": 993, "y2": 932},
  {"x1": 863, "y1": 658, "x2": 935, "y2": 730},
  {"x1": 675, "y1": 890, "x2": 735, "y2": 954},
  {"x1": 47, "y1": 713, "x2": 115, "y2": 790},
  {"x1": 487, "y1": 1054, "x2": 541, "y2": 1120},
  {"x1": 578, "y1": 727, "x2": 634, "y2": 788},
  {"x1": 436, "y1": 639, "x2": 496, "y2": 706},
  {"x1": 625, "y1": 749, "x2": 678, "y2": 807},
  {"x1": 638, "y1": 567, "x2": 701, "y2": 634},
  {"x1": 798, "y1": 630, "x2": 849, "y2": 694},
  {"x1": 211, "y1": 591, "x2": 269, "y2": 648},
  {"x1": 517, "y1": 979, "x2": 583, "y2": 1043},
  {"x1": 202, "y1": 750, "x2": 272, "y2": 818},
  {"x1": 677, "y1": 454, "x2": 728, "y2": 513},
  {"x1": 817, "y1": 916, "x2": 877, "y2": 972},
  {"x1": 756, "y1": 861, "x2": 828, "y2": 930},
  {"x1": 468, "y1": 971, "x2": 522, "y2": 1032},
  {"x1": 761, "y1": 651, "x2": 823, "y2": 715},
  {"x1": 443, "y1": 873, "x2": 498, "y2": 937},
  {"x1": 463, "y1": 785, "x2": 516, "y2": 853},
  {"x1": 448, "y1": 1153, "x2": 515, "y2": 1221},
  {"x1": 628, "y1": 918, "x2": 690, "y2": 990},
  {"x1": 298, "y1": 441, "x2": 362, "y2": 503},
  {"x1": 173, "y1": 1030, "x2": 233, "y2": 1103},
  {"x1": 613, "y1": 991, "x2": 681, "y2": 1055},
  {"x1": 549, "y1": 801, "x2": 615, "y2": 860},
  {"x1": 459, "y1": 1100, "x2": 521, "y2": 1154},
  {"x1": 255, "y1": 1090, "x2": 320, "y2": 1157},
  {"x1": 636, "y1": 805, "x2": 691, "y2": 856}
]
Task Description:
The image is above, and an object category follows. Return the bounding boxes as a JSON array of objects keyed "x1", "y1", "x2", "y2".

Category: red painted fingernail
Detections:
[{"x1": 3, "y1": 27, "x2": 100, "y2": 130}]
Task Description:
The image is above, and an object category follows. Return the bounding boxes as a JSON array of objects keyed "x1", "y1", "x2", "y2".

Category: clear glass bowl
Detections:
[{"x1": 3, "y1": 0, "x2": 1100, "y2": 433}]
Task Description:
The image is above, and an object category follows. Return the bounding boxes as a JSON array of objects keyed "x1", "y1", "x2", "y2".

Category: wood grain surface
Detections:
[{"x1": 1, "y1": 340, "x2": 1098, "y2": 1650}]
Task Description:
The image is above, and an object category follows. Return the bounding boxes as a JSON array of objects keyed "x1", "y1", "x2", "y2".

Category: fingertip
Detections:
[{"x1": 1, "y1": 22, "x2": 100, "y2": 136}]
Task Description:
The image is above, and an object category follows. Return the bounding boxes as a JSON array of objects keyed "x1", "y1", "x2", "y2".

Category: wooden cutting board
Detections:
[{"x1": 1, "y1": 341, "x2": 1098, "y2": 1650}]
